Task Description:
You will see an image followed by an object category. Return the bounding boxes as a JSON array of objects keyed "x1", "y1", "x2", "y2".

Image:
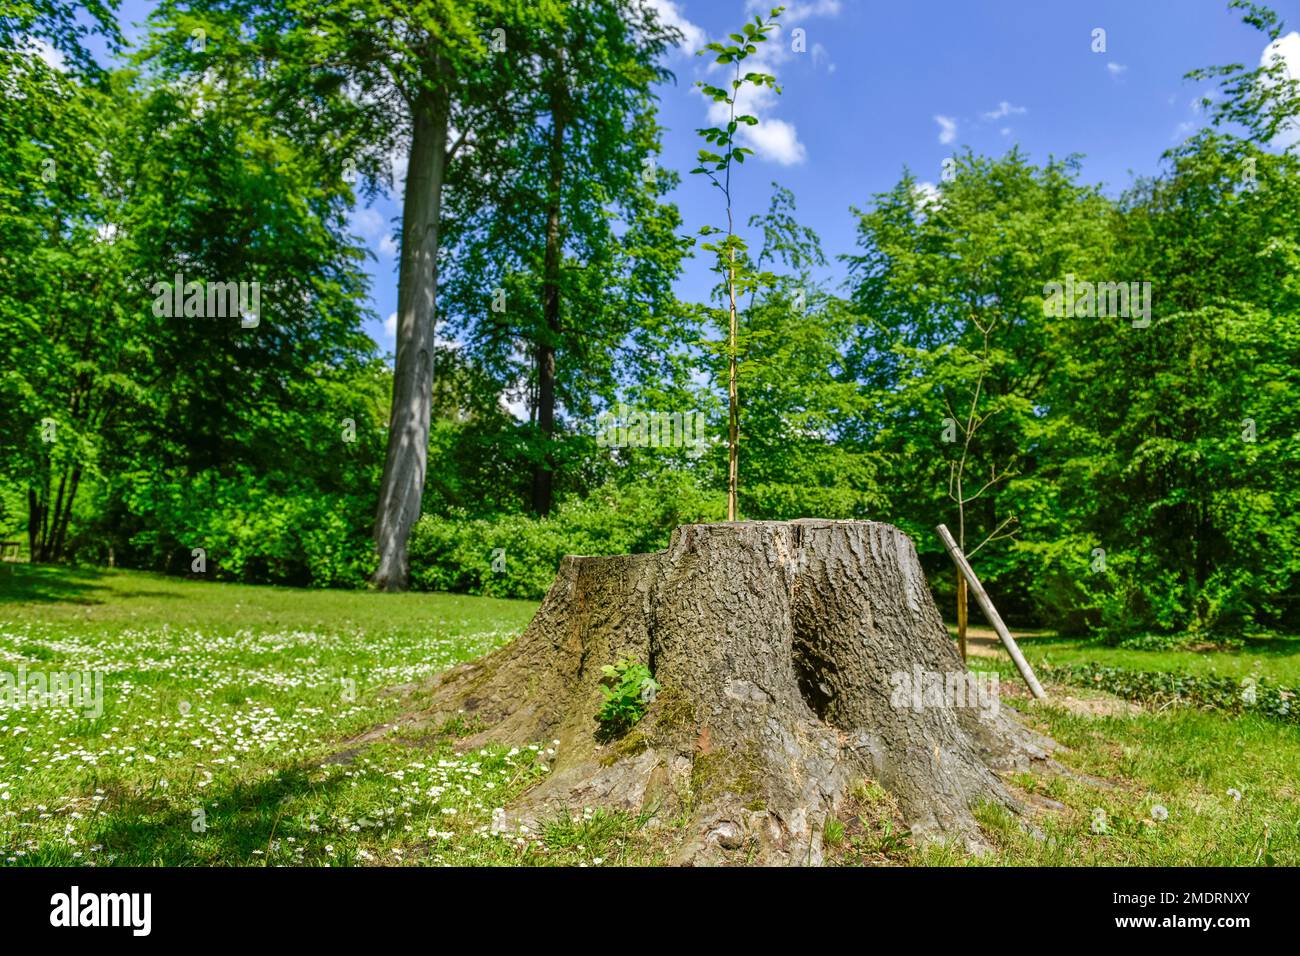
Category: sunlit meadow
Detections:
[
  {"x1": 3, "y1": 564, "x2": 1297, "y2": 867},
  {"x1": 0, "y1": 565, "x2": 654, "y2": 866}
]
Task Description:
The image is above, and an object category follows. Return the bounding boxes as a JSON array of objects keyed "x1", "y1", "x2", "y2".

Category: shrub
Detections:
[
  {"x1": 408, "y1": 474, "x2": 723, "y2": 599},
  {"x1": 77, "y1": 469, "x2": 376, "y2": 588}
]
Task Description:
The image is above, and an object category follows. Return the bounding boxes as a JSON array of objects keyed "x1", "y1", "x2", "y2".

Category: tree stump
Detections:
[{"x1": 420, "y1": 520, "x2": 1056, "y2": 864}]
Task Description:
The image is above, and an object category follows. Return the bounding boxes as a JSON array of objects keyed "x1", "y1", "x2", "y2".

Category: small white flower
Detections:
[
  {"x1": 1150, "y1": 804, "x2": 1169, "y2": 822},
  {"x1": 1227, "y1": 788, "x2": 1243, "y2": 802}
]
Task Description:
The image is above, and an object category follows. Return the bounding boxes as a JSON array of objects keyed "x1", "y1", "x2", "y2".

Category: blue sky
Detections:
[
  {"x1": 93, "y1": 1, "x2": 1300, "y2": 351},
  {"x1": 650, "y1": 0, "x2": 1299, "y2": 306}
]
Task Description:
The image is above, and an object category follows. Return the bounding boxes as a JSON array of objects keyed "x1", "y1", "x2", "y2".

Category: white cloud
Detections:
[
  {"x1": 353, "y1": 207, "x2": 384, "y2": 239},
  {"x1": 1107, "y1": 62, "x2": 1127, "y2": 78},
  {"x1": 1175, "y1": 89, "x2": 1216, "y2": 141},
  {"x1": 913, "y1": 181, "x2": 941, "y2": 208},
  {"x1": 693, "y1": 0, "x2": 842, "y2": 165},
  {"x1": 354, "y1": 206, "x2": 400, "y2": 256},
  {"x1": 741, "y1": 117, "x2": 806, "y2": 165},
  {"x1": 26, "y1": 36, "x2": 66, "y2": 71},
  {"x1": 384, "y1": 311, "x2": 397, "y2": 339},
  {"x1": 981, "y1": 100, "x2": 1026, "y2": 121},
  {"x1": 644, "y1": 0, "x2": 706, "y2": 55},
  {"x1": 503, "y1": 392, "x2": 530, "y2": 422},
  {"x1": 934, "y1": 114, "x2": 957, "y2": 144},
  {"x1": 703, "y1": 60, "x2": 807, "y2": 165},
  {"x1": 1261, "y1": 31, "x2": 1300, "y2": 149},
  {"x1": 1261, "y1": 31, "x2": 1300, "y2": 71},
  {"x1": 746, "y1": 0, "x2": 842, "y2": 20}
]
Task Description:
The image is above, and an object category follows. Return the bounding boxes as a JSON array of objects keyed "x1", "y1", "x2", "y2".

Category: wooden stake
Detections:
[
  {"x1": 956, "y1": 574, "x2": 968, "y2": 663},
  {"x1": 936, "y1": 524, "x2": 1046, "y2": 700}
]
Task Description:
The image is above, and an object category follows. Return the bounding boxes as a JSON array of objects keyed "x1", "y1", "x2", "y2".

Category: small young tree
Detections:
[
  {"x1": 691, "y1": 6, "x2": 783, "y2": 521},
  {"x1": 945, "y1": 318, "x2": 1019, "y2": 660},
  {"x1": 845, "y1": 156, "x2": 1109, "y2": 656}
]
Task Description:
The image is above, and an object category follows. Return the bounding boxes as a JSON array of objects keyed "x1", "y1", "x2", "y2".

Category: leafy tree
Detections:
[
  {"x1": 146, "y1": 0, "x2": 559, "y2": 588},
  {"x1": 439, "y1": 0, "x2": 688, "y2": 516},
  {"x1": 0, "y1": 38, "x2": 133, "y2": 560},
  {"x1": 724, "y1": 185, "x2": 883, "y2": 520},
  {"x1": 1056, "y1": 134, "x2": 1300, "y2": 634},
  {"x1": 846, "y1": 152, "x2": 1114, "y2": 623},
  {"x1": 0, "y1": 0, "x2": 121, "y2": 72},
  {"x1": 1187, "y1": 1, "x2": 1299, "y2": 150},
  {"x1": 0, "y1": 8, "x2": 382, "y2": 581}
]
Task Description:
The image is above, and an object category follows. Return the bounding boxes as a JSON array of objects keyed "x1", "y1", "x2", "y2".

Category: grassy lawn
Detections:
[
  {"x1": 962, "y1": 704, "x2": 1300, "y2": 866},
  {"x1": 2, "y1": 563, "x2": 1297, "y2": 866},
  {"x1": 0, "y1": 564, "x2": 619, "y2": 866},
  {"x1": 1015, "y1": 634, "x2": 1300, "y2": 685}
]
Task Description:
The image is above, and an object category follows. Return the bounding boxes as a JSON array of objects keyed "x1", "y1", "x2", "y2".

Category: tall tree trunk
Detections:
[
  {"x1": 51, "y1": 464, "x2": 82, "y2": 561},
  {"x1": 531, "y1": 61, "x2": 567, "y2": 517},
  {"x1": 373, "y1": 68, "x2": 451, "y2": 591},
  {"x1": 30, "y1": 470, "x2": 54, "y2": 563},
  {"x1": 27, "y1": 489, "x2": 41, "y2": 561},
  {"x1": 48, "y1": 467, "x2": 67, "y2": 559}
]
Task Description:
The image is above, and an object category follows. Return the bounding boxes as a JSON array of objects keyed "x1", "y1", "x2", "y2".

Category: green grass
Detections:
[
  {"x1": 0, "y1": 564, "x2": 656, "y2": 865},
  {"x1": 3, "y1": 563, "x2": 1297, "y2": 866},
  {"x1": 918, "y1": 703, "x2": 1300, "y2": 866},
  {"x1": 833, "y1": 628, "x2": 1299, "y2": 866},
  {"x1": 902, "y1": 630, "x2": 1298, "y2": 865},
  {"x1": 827, "y1": 691, "x2": 1300, "y2": 867},
  {"x1": 0, "y1": 562, "x2": 536, "y2": 637},
  {"x1": 1015, "y1": 633, "x2": 1300, "y2": 685}
]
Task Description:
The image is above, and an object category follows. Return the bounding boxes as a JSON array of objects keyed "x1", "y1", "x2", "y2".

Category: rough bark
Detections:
[
  {"x1": 416, "y1": 520, "x2": 1056, "y2": 864},
  {"x1": 531, "y1": 55, "x2": 567, "y2": 518},
  {"x1": 373, "y1": 68, "x2": 451, "y2": 591},
  {"x1": 51, "y1": 464, "x2": 81, "y2": 560},
  {"x1": 27, "y1": 488, "x2": 42, "y2": 561}
]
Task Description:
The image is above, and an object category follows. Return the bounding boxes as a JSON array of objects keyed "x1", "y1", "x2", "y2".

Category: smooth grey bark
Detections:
[
  {"x1": 416, "y1": 520, "x2": 1058, "y2": 864},
  {"x1": 373, "y1": 69, "x2": 451, "y2": 591}
]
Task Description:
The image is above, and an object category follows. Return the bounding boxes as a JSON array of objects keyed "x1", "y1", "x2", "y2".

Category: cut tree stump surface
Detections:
[{"x1": 413, "y1": 520, "x2": 1058, "y2": 865}]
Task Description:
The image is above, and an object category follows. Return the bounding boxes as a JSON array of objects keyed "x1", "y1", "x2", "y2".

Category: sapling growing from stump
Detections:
[{"x1": 691, "y1": 6, "x2": 784, "y2": 521}]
